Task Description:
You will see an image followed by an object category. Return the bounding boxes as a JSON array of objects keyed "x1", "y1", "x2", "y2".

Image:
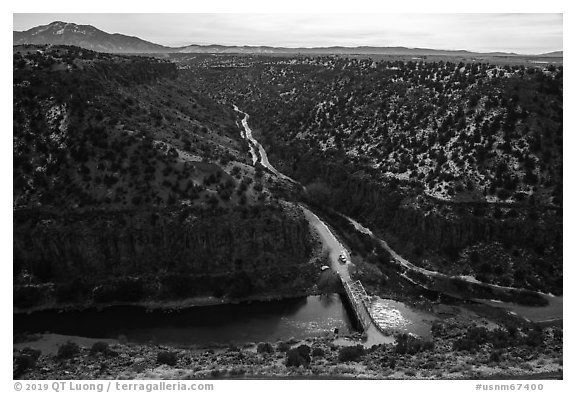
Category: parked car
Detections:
[{"x1": 338, "y1": 254, "x2": 347, "y2": 264}]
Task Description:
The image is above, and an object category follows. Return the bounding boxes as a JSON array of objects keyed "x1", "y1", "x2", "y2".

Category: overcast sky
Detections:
[{"x1": 13, "y1": 13, "x2": 563, "y2": 54}]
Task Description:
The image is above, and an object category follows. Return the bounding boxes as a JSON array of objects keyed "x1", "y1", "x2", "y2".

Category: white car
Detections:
[
  {"x1": 338, "y1": 254, "x2": 347, "y2": 264},
  {"x1": 320, "y1": 265, "x2": 330, "y2": 271}
]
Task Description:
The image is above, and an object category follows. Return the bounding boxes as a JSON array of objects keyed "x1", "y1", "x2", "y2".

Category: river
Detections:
[
  {"x1": 14, "y1": 106, "x2": 436, "y2": 348},
  {"x1": 14, "y1": 295, "x2": 353, "y2": 347},
  {"x1": 234, "y1": 105, "x2": 437, "y2": 344},
  {"x1": 233, "y1": 104, "x2": 561, "y2": 326},
  {"x1": 345, "y1": 214, "x2": 563, "y2": 323},
  {"x1": 19, "y1": 106, "x2": 555, "y2": 348},
  {"x1": 233, "y1": 105, "x2": 297, "y2": 184}
]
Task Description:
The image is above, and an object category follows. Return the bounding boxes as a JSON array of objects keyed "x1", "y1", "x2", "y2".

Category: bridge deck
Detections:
[{"x1": 340, "y1": 277, "x2": 389, "y2": 337}]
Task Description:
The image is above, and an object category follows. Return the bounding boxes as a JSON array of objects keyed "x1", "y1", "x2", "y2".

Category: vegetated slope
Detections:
[
  {"x1": 181, "y1": 55, "x2": 562, "y2": 294},
  {"x1": 13, "y1": 46, "x2": 317, "y2": 308},
  {"x1": 13, "y1": 203, "x2": 315, "y2": 308},
  {"x1": 185, "y1": 55, "x2": 562, "y2": 206},
  {"x1": 14, "y1": 45, "x2": 250, "y2": 210}
]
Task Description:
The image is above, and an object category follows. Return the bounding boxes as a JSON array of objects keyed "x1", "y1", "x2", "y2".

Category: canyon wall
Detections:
[{"x1": 13, "y1": 203, "x2": 317, "y2": 307}]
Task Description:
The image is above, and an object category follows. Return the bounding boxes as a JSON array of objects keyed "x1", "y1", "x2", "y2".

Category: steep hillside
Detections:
[
  {"x1": 14, "y1": 203, "x2": 316, "y2": 309},
  {"x1": 180, "y1": 55, "x2": 563, "y2": 294},
  {"x1": 184, "y1": 56, "x2": 562, "y2": 207},
  {"x1": 13, "y1": 46, "x2": 317, "y2": 308},
  {"x1": 13, "y1": 45, "x2": 259, "y2": 210}
]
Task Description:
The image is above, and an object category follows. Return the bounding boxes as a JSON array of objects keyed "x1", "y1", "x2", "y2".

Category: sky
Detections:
[{"x1": 12, "y1": 13, "x2": 563, "y2": 55}]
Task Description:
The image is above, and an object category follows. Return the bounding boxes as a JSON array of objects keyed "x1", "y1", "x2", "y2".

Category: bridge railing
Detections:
[
  {"x1": 341, "y1": 279, "x2": 372, "y2": 331},
  {"x1": 340, "y1": 277, "x2": 391, "y2": 336}
]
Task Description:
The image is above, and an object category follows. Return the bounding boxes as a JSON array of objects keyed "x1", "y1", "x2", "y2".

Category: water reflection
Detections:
[{"x1": 14, "y1": 295, "x2": 353, "y2": 347}]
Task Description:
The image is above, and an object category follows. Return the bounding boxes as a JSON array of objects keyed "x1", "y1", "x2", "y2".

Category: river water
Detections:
[
  {"x1": 14, "y1": 295, "x2": 354, "y2": 347},
  {"x1": 14, "y1": 106, "x2": 439, "y2": 348},
  {"x1": 19, "y1": 106, "x2": 557, "y2": 349},
  {"x1": 233, "y1": 105, "x2": 437, "y2": 344}
]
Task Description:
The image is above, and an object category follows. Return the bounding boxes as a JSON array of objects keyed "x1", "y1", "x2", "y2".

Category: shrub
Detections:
[
  {"x1": 57, "y1": 341, "x2": 80, "y2": 359},
  {"x1": 524, "y1": 328, "x2": 544, "y2": 347},
  {"x1": 276, "y1": 341, "x2": 291, "y2": 352},
  {"x1": 311, "y1": 347, "x2": 325, "y2": 357},
  {"x1": 395, "y1": 334, "x2": 434, "y2": 355},
  {"x1": 489, "y1": 350, "x2": 502, "y2": 363},
  {"x1": 157, "y1": 351, "x2": 178, "y2": 366},
  {"x1": 338, "y1": 345, "x2": 365, "y2": 362},
  {"x1": 285, "y1": 345, "x2": 311, "y2": 368},
  {"x1": 297, "y1": 345, "x2": 311, "y2": 360},
  {"x1": 14, "y1": 353, "x2": 38, "y2": 377},
  {"x1": 286, "y1": 348, "x2": 309, "y2": 368},
  {"x1": 90, "y1": 341, "x2": 109, "y2": 355},
  {"x1": 20, "y1": 347, "x2": 41, "y2": 360},
  {"x1": 257, "y1": 342, "x2": 274, "y2": 354},
  {"x1": 453, "y1": 338, "x2": 478, "y2": 352},
  {"x1": 14, "y1": 347, "x2": 41, "y2": 377}
]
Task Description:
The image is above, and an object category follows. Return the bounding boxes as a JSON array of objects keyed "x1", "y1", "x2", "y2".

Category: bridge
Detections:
[
  {"x1": 234, "y1": 107, "x2": 391, "y2": 341},
  {"x1": 339, "y1": 276, "x2": 390, "y2": 337}
]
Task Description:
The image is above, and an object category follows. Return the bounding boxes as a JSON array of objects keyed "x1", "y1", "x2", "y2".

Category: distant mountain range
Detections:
[{"x1": 13, "y1": 21, "x2": 563, "y2": 57}]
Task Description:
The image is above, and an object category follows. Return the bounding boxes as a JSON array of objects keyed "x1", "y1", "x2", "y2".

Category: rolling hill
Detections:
[{"x1": 14, "y1": 21, "x2": 562, "y2": 58}]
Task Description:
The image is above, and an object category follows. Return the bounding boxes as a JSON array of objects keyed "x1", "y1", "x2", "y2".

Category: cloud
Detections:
[{"x1": 13, "y1": 13, "x2": 562, "y2": 54}]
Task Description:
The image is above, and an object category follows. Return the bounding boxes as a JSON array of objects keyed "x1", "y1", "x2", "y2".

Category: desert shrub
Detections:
[
  {"x1": 14, "y1": 346, "x2": 41, "y2": 377},
  {"x1": 431, "y1": 321, "x2": 446, "y2": 337},
  {"x1": 229, "y1": 367, "x2": 245, "y2": 376},
  {"x1": 453, "y1": 338, "x2": 479, "y2": 352},
  {"x1": 14, "y1": 351, "x2": 39, "y2": 378},
  {"x1": 90, "y1": 341, "x2": 109, "y2": 355},
  {"x1": 57, "y1": 341, "x2": 80, "y2": 359},
  {"x1": 286, "y1": 349, "x2": 306, "y2": 367},
  {"x1": 338, "y1": 345, "x2": 365, "y2": 362},
  {"x1": 395, "y1": 334, "x2": 434, "y2": 355},
  {"x1": 524, "y1": 328, "x2": 544, "y2": 347},
  {"x1": 285, "y1": 345, "x2": 311, "y2": 367},
  {"x1": 489, "y1": 350, "x2": 503, "y2": 363},
  {"x1": 257, "y1": 342, "x2": 274, "y2": 354},
  {"x1": 276, "y1": 341, "x2": 291, "y2": 352},
  {"x1": 489, "y1": 328, "x2": 515, "y2": 349},
  {"x1": 157, "y1": 351, "x2": 178, "y2": 366},
  {"x1": 20, "y1": 347, "x2": 41, "y2": 360},
  {"x1": 311, "y1": 347, "x2": 325, "y2": 357},
  {"x1": 298, "y1": 344, "x2": 311, "y2": 361}
]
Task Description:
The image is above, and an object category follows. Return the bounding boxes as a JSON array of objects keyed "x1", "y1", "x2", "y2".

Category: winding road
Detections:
[
  {"x1": 234, "y1": 104, "x2": 392, "y2": 344},
  {"x1": 345, "y1": 215, "x2": 562, "y2": 323},
  {"x1": 233, "y1": 104, "x2": 561, "y2": 330}
]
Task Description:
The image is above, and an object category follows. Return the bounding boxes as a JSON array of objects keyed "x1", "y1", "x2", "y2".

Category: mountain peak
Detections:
[{"x1": 14, "y1": 21, "x2": 167, "y2": 53}]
